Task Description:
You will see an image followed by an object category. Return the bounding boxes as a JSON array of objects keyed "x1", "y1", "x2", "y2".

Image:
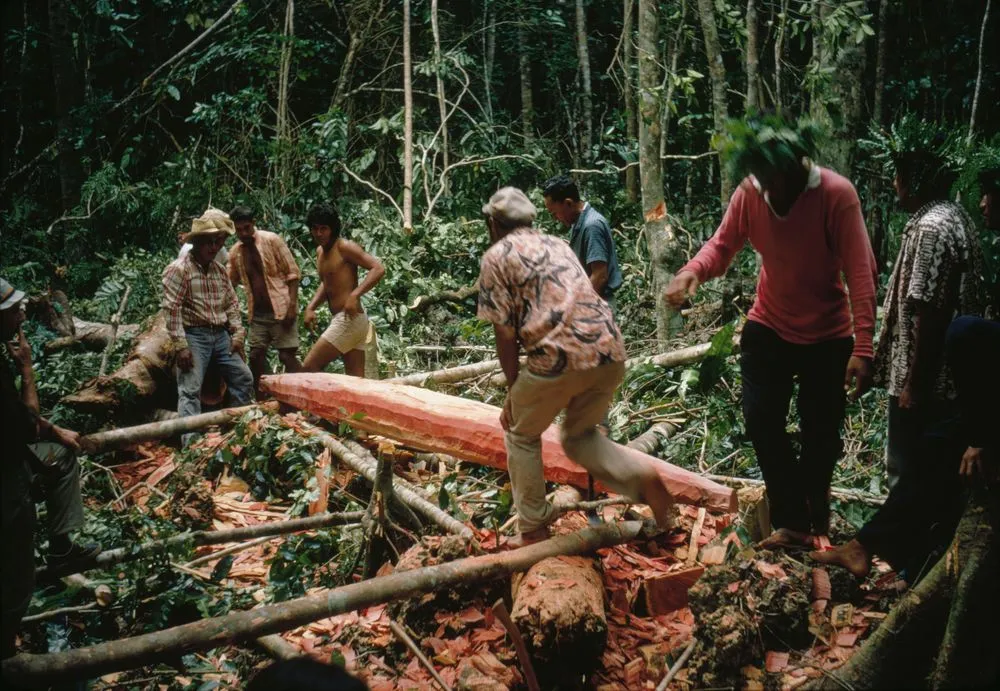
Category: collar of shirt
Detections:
[{"x1": 569, "y1": 202, "x2": 591, "y2": 240}]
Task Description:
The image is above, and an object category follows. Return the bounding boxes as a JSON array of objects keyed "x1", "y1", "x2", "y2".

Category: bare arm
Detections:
[
  {"x1": 339, "y1": 239, "x2": 386, "y2": 299},
  {"x1": 494, "y1": 324, "x2": 520, "y2": 387},
  {"x1": 587, "y1": 261, "x2": 609, "y2": 296}
]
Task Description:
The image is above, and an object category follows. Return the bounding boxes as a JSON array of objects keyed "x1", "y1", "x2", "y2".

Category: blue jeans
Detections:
[{"x1": 177, "y1": 327, "x2": 253, "y2": 445}]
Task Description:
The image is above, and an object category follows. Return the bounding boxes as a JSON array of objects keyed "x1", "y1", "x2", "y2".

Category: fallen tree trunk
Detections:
[
  {"x1": 46, "y1": 317, "x2": 141, "y2": 354},
  {"x1": 3, "y1": 522, "x2": 643, "y2": 686},
  {"x1": 627, "y1": 422, "x2": 680, "y2": 456},
  {"x1": 388, "y1": 357, "x2": 505, "y2": 387},
  {"x1": 704, "y1": 474, "x2": 886, "y2": 507},
  {"x1": 511, "y1": 554, "x2": 607, "y2": 685},
  {"x1": 27, "y1": 290, "x2": 75, "y2": 337},
  {"x1": 81, "y1": 403, "x2": 275, "y2": 453},
  {"x1": 407, "y1": 283, "x2": 478, "y2": 313},
  {"x1": 294, "y1": 422, "x2": 472, "y2": 538},
  {"x1": 37, "y1": 510, "x2": 367, "y2": 580},
  {"x1": 262, "y1": 373, "x2": 736, "y2": 512}
]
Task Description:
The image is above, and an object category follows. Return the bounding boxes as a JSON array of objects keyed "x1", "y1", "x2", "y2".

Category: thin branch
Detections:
[
  {"x1": 424, "y1": 155, "x2": 543, "y2": 222},
  {"x1": 339, "y1": 162, "x2": 404, "y2": 222}
]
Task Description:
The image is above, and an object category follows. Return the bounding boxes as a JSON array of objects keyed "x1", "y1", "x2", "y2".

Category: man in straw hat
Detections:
[
  {"x1": 476, "y1": 187, "x2": 674, "y2": 547},
  {"x1": 1, "y1": 277, "x2": 100, "y2": 656},
  {"x1": 162, "y1": 208, "x2": 253, "y2": 445}
]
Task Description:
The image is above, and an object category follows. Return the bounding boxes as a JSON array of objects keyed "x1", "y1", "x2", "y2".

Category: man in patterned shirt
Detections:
[
  {"x1": 477, "y1": 187, "x2": 674, "y2": 547},
  {"x1": 227, "y1": 205, "x2": 302, "y2": 396},
  {"x1": 872, "y1": 150, "x2": 983, "y2": 489},
  {"x1": 162, "y1": 208, "x2": 254, "y2": 445}
]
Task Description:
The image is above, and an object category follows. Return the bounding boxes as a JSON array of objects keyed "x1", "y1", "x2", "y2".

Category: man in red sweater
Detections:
[{"x1": 665, "y1": 114, "x2": 877, "y2": 549}]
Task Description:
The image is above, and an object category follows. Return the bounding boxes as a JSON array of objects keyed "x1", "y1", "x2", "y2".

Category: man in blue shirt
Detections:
[{"x1": 542, "y1": 175, "x2": 623, "y2": 306}]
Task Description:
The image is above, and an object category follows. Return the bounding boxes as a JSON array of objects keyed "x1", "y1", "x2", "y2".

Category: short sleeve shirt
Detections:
[
  {"x1": 874, "y1": 201, "x2": 982, "y2": 398},
  {"x1": 476, "y1": 228, "x2": 625, "y2": 376},
  {"x1": 569, "y1": 204, "x2": 623, "y2": 299}
]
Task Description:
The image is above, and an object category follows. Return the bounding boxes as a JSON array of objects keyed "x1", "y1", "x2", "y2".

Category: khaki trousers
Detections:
[{"x1": 505, "y1": 361, "x2": 648, "y2": 533}]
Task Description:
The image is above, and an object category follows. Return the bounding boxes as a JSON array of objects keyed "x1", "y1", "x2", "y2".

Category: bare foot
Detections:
[
  {"x1": 809, "y1": 539, "x2": 871, "y2": 579},
  {"x1": 758, "y1": 528, "x2": 814, "y2": 550},
  {"x1": 640, "y1": 473, "x2": 675, "y2": 531},
  {"x1": 504, "y1": 526, "x2": 550, "y2": 549}
]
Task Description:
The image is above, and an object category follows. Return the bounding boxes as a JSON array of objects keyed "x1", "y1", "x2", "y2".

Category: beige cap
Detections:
[
  {"x1": 482, "y1": 187, "x2": 536, "y2": 228},
  {"x1": 185, "y1": 207, "x2": 235, "y2": 241}
]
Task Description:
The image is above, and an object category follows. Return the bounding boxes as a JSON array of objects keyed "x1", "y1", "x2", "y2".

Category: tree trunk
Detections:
[
  {"x1": 484, "y1": 1, "x2": 496, "y2": 123},
  {"x1": 967, "y1": 0, "x2": 991, "y2": 144},
  {"x1": 47, "y1": 0, "x2": 80, "y2": 212},
  {"x1": 638, "y1": 0, "x2": 675, "y2": 346},
  {"x1": 575, "y1": 0, "x2": 594, "y2": 160},
  {"x1": 627, "y1": 421, "x2": 678, "y2": 455},
  {"x1": 518, "y1": 16, "x2": 535, "y2": 145},
  {"x1": 745, "y1": 0, "x2": 760, "y2": 113},
  {"x1": 872, "y1": 0, "x2": 889, "y2": 125},
  {"x1": 809, "y1": 3, "x2": 868, "y2": 174},
  {"x1": 275, "y1": 0, "x2": 295, "y2": 191},
  {"x1": 695, "y1": 0, "x2": 732, "y2": 206},
  {"x1": 774, "y1": 0, "x2": 788, "y2": 113},
  {"x1": 402, "y1": 0, "x2": 414, "y2": 232},
  {"x1": 623, "y1": 0, "x2": 639, "y2": 202},
  {"x1": 660, "y1": 0, "x2": 687, "y2": 159},
  {"x1": 2, "y1": 522, "x2": 643, "y2": 687},
  {"x1": 262, "y1": 373, "x2": 738, "y2": 512},
  {"x1": 38, "y1": 509, "x2": 365, "y2": 580},
  {"x1": 430, "y1": 0, "x2": 449, "y2": 193}
]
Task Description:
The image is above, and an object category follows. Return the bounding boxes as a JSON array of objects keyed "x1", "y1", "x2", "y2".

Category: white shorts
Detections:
[{"x1": 320, "y1": 312, "x2": 370, "y2": 353}]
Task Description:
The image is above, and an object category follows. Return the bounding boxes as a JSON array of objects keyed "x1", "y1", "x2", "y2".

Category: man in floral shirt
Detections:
[
  {"x1": 873, "y1": 150, "x2": 984, "y2": 489},
  {"x1": 477, "y1": 187, "x2": 673, "y2": 546}
]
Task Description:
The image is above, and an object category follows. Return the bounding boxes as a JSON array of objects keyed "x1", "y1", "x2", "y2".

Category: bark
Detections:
[
  {"x1": 27, "y1": 290, "x2": 75, "y2": 337},
  {"x1": 275, "y1": 0, "x2": 295, "y2": 191},
  {"x1": 623, "y1": 0, "x2": 639, "y2": 202},
  {"x1": 407, "y1": 283, "x2": 479, "y2": 313},
  {"x1": 745, "y1": 0, "x2": 760, "y2": 113},
  {"x1": 2, "y1": 522, "x2": 643, "y2": 686},
  {"x1": 45, "y1": 318, "x2": 141, "y2": 354},
  {"x1": 575, "y1": 0, "x2": 594, "y2": 160},
  {"x1": 47, "y1": 0, "x2": 80, "y2": 211},
  {"x1": 303, "y1": 424, "x2": 469, "y2": 537},
  {"x1": 967, "y1": 0, "x2": 991, "y2": 144},
  {"x1": 774, "y1": 0, "x2": 789, "y2": 113},
  {"x1": 484, "y1": 2, "x2": 496, "y2": 122},
  {"x1": 80, "y1": 403, "x2": 273, "y2": 453},
  {"x1": 638, "y1": 0, "x2": 676, "y2": 346},
  {"x1": 695, "y1": 0, "x2": 732, "y2": 205},
  {"x1": 390, "y1": 358, "x2": 504, "y2": 387},
  {"x1": 518, "y1": 15, "x2": 534, "y2": 144},
  {"x1": 62, "y1": 314, "x2": 172, "y2": 411},
  {"x1": 262, "y1": 373, "x2": 737, "y2": 512},
  {"x1": 872, "y1": 0, "x2": 889, "y2": 125},
  {"x1": 511, "y1": 555, "x2": 606, "y2": 683},
  {"x1": 402, "y1": 0, "x2": 414, "y2": 232},
  {"x1": 38, "y1": 510, "x2": 366, "y2": 580},
  {"x1": 627, "y1": 421, "x2": 678, "y2": 456},
  {"x1": 430, "y1": 0, "x2": 450, "y2": 192},
  {"x1": 660, "y1": 0, "x2": 687, "y2": 159},
  {"x1": 98, "y1": 285, "x2": 132, "y2": 377}
]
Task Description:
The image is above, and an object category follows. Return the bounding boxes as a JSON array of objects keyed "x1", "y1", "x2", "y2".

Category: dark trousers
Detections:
[
  {"x1": 885, "y1": 396, "x2": 957, "y2": 490},
  {"x1": 946, "y1": 316, "x2": 1000, "y2": 453},
  {"x1": 858, "y1": 410, "x2": 965, "y2": 578},
  {"x1": 740, "y1": 320, "x2": 853, "y2": 534}
]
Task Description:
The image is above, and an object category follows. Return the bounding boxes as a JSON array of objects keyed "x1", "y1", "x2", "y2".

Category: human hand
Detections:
[
  {"x1": 303, "y1": 307, "x2": 317, "y2": 332},
  {"x1": 844, "y1": 356, "x2": 873, "y2": 402},
  {"x1": 664, "y1": 271, "x2": 699, "y2": 308},
  {"x1": 343, "y1": 294, "x2": 361, "y2": 316},
  {"x1": 500, "y1": 395, "x2": 513, "y2": 432},
  {"x1": 176, "y1": 347, "x2": 194, "y2": 372},
  {"x1": 6, "y1": 328, "x2": 33, "y2": 372},
  {"x1": 51, "y1": 425, "x2": 81, "y2": 452},
  {"x1": 230, "y1": 338, "x2": 245, "y2": 358},
  {"x1": 281, "y1": 310, "x2": 297, "y2": 330}
]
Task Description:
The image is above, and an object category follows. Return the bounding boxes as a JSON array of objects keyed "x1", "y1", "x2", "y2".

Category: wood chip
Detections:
[{"x1": 765, "y1": 650, "x2": 789, "y2": 673}]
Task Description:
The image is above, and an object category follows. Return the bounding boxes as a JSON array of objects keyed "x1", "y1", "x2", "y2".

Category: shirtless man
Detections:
[{"x1": 301, "y1": 203, "x2": 385, "y2": 376}]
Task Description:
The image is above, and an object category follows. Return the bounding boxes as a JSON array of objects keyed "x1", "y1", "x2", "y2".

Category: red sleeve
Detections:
[
  {"x1": 830, "y1": 196, "x2": 878, "y2": 358},
  {"x1": 681, "y1": 183, "x2": 749, "y2": 282}
]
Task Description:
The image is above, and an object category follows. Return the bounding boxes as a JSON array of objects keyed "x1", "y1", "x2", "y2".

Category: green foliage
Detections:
[
  {"x1": 714, "y1": 113, "x2": 825, "y2": 181},
  {"x1": 858, "y1": 114, "x2": 964, "y2": 179}
]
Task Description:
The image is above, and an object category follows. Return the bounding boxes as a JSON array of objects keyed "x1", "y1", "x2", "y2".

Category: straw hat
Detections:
[{"x1": 184, "y1": 207, "x2": 235, "y2": 242}]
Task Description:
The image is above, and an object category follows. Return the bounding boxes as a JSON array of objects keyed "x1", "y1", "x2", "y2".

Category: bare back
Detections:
[{"x1": 317, "y1": 239, "x2": 360, "y2": 314}]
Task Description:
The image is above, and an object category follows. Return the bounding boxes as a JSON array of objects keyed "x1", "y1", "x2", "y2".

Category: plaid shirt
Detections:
[
  {"x1": 162, "y1": 254, "x2": 245, "y2": 349},
  {"x1": 228, "y1": 229, "x2": 300, "y2": 321}
]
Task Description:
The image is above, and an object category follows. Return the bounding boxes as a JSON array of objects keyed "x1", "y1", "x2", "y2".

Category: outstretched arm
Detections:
[{"x1": 339, "y1": 240, "x2": 386, "y2": 315}]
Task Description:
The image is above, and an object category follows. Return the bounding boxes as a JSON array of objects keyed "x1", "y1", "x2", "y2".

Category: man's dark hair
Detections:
[
  {"x1": 542, "y1": 175, "x2": 580, "y2": 203},
  {"x1": 246, "y1": 659, "x2": 368, "y2": 691},
  {"x1": 229, "y1": 205, "x2": 254, "y2": 223},
  {"x1": 979, "y1": 166, "x2": 1000, "y2": 195},
  {"x1": 893, "y1": 150, "x2": 956, "y2": 201},
  {"x1": 307, "y1": 202, "x2": 342, "y2": 238}
]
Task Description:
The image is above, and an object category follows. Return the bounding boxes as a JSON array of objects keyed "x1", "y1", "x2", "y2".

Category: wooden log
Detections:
[
  {"x1": 705, "y1": 474, "x2": 886, "y2": 507},
  {"x1": 407, "y1": 283, "x2": 478, "y2": 313},
  {"x1": 627, "y1": 421, "x2": 679, "y2": 456},
  {"x1": 2, "y1": 522, "x2": 643, "y2": 686},
  {"x1": 511, "y1": 555, "x2": 607, "y2": 680},
  {"x1": 642, "y1": 567, "x2": 705, "y2": 616},
  {"x1": 388, "y1": 357, "x2": 503, "y2": 387},
  {"x1": 80, "y1": 403, "x2": 274, "y2": 453},
  {"x1": 295, "y1": 422, "x2": 472, "y2": 538},
  {"x1": 37, "y1": 510, "x2": 366, "y2": 579},
  {"x1": 45, "y1": 318, "x2": 142, "y2": 354},
  {"x1": 262, "y1": 373, "x2": 737, "y2": 512}
]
